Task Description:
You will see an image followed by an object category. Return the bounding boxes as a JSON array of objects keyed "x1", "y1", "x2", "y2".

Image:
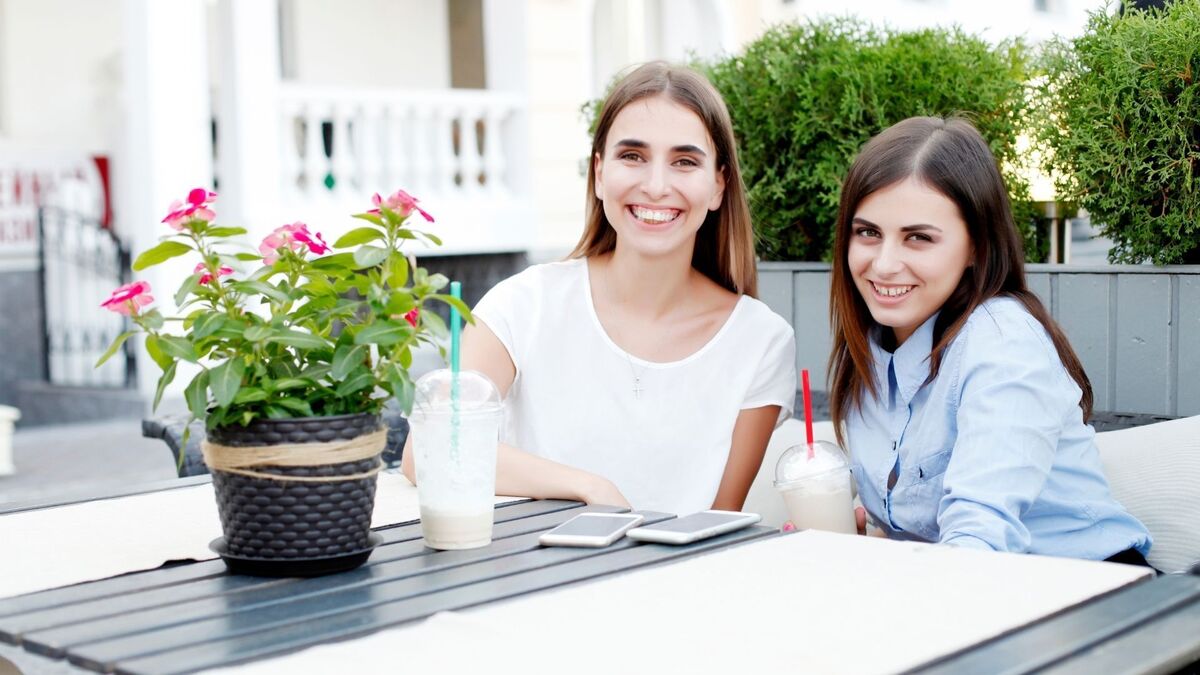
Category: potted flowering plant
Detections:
[{"x1": 97, "y1": 187, "x2": 467, "y2": 575}]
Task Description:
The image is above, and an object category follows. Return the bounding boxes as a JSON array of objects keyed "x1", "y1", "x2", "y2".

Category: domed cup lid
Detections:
[
  {"x1": 774, "y1": 440, "x2": 849, "y2": 488},
  {"x1": 413, "y1": 369, "x2": 502, "y2": 414}
]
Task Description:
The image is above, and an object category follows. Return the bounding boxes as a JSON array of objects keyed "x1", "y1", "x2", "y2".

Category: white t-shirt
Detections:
[{"x1": 473, "y1": 257, "x2": 797, "y2": 514}]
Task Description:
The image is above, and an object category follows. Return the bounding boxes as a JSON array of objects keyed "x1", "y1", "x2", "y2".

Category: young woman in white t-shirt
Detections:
[{"x1": 403, "y1": 62, "x2": 796, "y2": 514}]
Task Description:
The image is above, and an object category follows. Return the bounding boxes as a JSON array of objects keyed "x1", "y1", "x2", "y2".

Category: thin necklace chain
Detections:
[{"x1": 623, "y1": 350, "x2": 649, "y2": 400}]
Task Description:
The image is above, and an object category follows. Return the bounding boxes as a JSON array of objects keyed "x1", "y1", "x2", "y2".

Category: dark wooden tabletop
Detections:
[
  {"x1": 1, "y1": 489, "x2": 1198, "y2": 675},
  {"x1": 0, "y1": 498, "x2": 775, "y2": 675}
]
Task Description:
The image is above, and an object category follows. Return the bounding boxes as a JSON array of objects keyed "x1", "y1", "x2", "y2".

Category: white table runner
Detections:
[
  {"x1": 0, "y1": 473, "x2": 519, "y2": 599},
  {"x1": 215, "y1": 531, "x2": 1152, "y2": 675}
]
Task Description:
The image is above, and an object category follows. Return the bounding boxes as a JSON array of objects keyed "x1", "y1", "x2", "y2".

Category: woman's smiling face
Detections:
[
  {"x1": 593, "y1": 95, "x2": 725, "y2": 259},
  {"x1": 847, "y1": 177, "x2": 974, "y2": 345}
]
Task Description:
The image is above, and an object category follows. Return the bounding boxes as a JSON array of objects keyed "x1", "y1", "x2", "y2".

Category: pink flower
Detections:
[
  {"x1": 194, "y1": 262, "x2": 233, "y2": 285},
  {"x1": 403, "y1": 308, "x2": 420, "y2": 328},
  {"x1": 369, "y1": 189, "x2": 434, "y2": 223},
  {"x1": 259, "y1": 222, "x2": 330, "y2": 265},
  {"x1": 101, "y1": 281, "x2": 154, "y2": 316},
  {"x1": 163, "y1": 188, "x2": 217, "y2": 230}
]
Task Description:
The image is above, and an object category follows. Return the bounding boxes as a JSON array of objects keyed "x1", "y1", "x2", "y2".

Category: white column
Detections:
[
  {"x1": 482, "y1": 0, "x2": 532, "y2": 198},
  {"x1": 215, "y1": 0, "x2": 281, "y2": 234},
  {"x1": 118, "y1": 0, "x2": 213, "y2": 403}
]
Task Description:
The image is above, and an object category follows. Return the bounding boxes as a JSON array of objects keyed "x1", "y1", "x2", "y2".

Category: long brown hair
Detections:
[
  {"x1": 828, "y1": 116, "x2": 1093, "y2": 443},
  {"x1": 570, "y1": 61, "x2": 758, "y2": 297}
]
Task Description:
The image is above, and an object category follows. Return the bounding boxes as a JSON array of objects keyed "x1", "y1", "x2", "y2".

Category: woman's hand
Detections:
[{"x1": 577, "y1": 475, "x2": 632, "y2": 509}]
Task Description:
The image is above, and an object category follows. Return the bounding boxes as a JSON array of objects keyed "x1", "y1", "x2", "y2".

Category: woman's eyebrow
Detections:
[
  {"x1": 851, "y1": 217, "x2": 942, "y2": 233},
  {"x1": 613, "y1": 139, "x2": 708, "y2": 156}
]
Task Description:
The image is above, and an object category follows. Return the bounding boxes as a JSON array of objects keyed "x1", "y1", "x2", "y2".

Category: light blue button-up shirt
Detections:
[{"x1": 847, "y1": 296, "x2": 1152, "y2": 559}]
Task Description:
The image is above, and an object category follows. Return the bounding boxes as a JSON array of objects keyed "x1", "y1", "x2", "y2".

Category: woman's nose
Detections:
[
  {"x1": 641, "y1": 161, "x2": 669, "y2": 198},
  {"x1": 871, "y1": 242, "x2": 905, "y2": 276}
]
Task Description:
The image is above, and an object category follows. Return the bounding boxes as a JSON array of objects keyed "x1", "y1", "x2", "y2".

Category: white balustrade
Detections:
[{"x1": 277, "y1": 85, "x2": 523, "y2": 205}]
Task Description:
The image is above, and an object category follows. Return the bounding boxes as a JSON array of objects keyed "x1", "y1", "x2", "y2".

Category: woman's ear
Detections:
[
  {"x1": 708, "y1": 165, "x2": 727, "y2": 211},
  {"x1": 593, "y1": 152, "x2": 604, "y2": 201}
]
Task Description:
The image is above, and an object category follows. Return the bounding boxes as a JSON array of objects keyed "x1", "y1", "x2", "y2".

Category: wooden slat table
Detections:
[{"x1": 0, "y1": 499, "x2": 775, "y2": 675}]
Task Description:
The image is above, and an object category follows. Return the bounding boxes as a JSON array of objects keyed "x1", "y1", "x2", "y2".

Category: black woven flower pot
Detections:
[{"x1": 206, "y1": 413, "x2": 383, "y2": 573}]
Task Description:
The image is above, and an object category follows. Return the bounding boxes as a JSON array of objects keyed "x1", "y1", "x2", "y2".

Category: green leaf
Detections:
[
  {"x1": 174, "y1": 274, "x2": 202, "y2": 306},
  {"x1": 132, "y1": 240, "x2": 192, "y2": 270},
  {"x1": 184, "y1": 370, "x2": 210, "y2": 420},
  {"x1": 95, "y1": 331, "x2": 135, "y2": 368},
  {"x1": 385, "y1": 292, "x2": 416, "y2": 316},
  {"x1": 232, "y1": 280, "x2": 290, "y2": 304},
  {"x1": 267, "y1": 330, "x2": 329, "y2": 350},
  {"x1": 353, "y1": 245, "x2": 389, "y2": 269},
  {"x1": 310, "y1": 252, "x2": 357, "y2": 270},
  {"x1": 422, "y1": 310, "x2": 449, "y2": 340},
  {"x1": 431, "y1": 294, "x2": 472, "y2": 322},
  {"x1": 418, "y1": 232, "x2": 443, "y2": 247},
  {"x1": 387, "y1": 252, "x2": 409, "y2": 288},
  {"x1": 334, "y1": 226, "x2": 385, "y2": 248},
  {"x1": 397, "y1": 345, "x2": 413, "y2": 369},
  {"x1": 234, "y1": 252, "x2": 263, "y2": 261},
  {"x1": 425, "y1": 273, "x2": 449, "y2": 292},
  {"x1": 273, "y1": 397, "x2": 314, "y2": 416},
  {"x1": 300, "y1": 363, "x2": 331, "y2": 380},
  {"x1": 384, "y1": 363, "x2": 416, "y2": 415},
  {"x1": 264, "y1": 405, "x2": 291, "y2": 419},
  {"x1": 243, "y1": 324, "x2": 274, "y2": 342},
  {"x1": 205, "y1": 226, "x2": 247, "y2": 237},
  {"x1": 209, "y1": 358, "x2": 246, "y2": 408},
  {"x1": 190, "y1": 313, "x2": 227, "y2": 340},
  {"x1": 233, "y1": 387, "x2": 268, "y2": 404},
  {"x1": 270, "y1": 377, "x2": 311, "y2": 391},
  {"x1": 353, "y1": 320, "x2": 412, "y2": 346},
  {"x1": 335, "y1": 368, "x2": 375, "y2": 397},
  {"x1": 144, "y1": 335, "x2": 173, "y2": 370},
  {"x1": 141, "y1": 309, "x2": 165, "y2": 331},
  {"x1": 158, "y1": 335, "x2": 198, "y2": 362},
  {"x1": 351, "y1": 212, "x2": 386, "y2": 227},
  {"x1": 152, "y1": 360, "x2": 178, "y2": 410},
  {"x1": 331, "y1": 343, "x2": 369, "y2": 380}
]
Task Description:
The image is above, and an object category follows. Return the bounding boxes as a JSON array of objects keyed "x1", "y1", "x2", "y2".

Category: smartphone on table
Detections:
[
  {"x1": 539, "y1": 512, "x2": 646, "y2": 548},
  {"x1": 626, "y1": 510, "x2": 761, "y2": 545}
]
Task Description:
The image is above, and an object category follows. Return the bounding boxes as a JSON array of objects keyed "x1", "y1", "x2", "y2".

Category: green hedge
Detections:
[
  {"x1": 703, "y1": 18, "x2": 1037, "y2": 262},
  {"x1": 1035, "y1": 3, "x2": 1200, "y2": 264}
]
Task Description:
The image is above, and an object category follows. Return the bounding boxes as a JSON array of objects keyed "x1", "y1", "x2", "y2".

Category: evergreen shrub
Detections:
[{"x1": 1036, "y1": 3, "x2": 1200, "y2": 264}]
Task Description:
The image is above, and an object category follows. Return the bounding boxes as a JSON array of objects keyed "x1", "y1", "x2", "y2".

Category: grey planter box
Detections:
[{"x1": 759, "y1": 262, "x2": 1200, "y2": 418}]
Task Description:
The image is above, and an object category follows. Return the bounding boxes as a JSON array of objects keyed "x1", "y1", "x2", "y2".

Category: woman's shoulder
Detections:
[
  {"x1": 956, "y1": 296, "x2": 1057, "y2": 361},
  {"x1": 729, "y1": 295, "x2": 795, "y2": 343},
  {"x1": 484, "y1": 257, "x2": 586, "y2": 299}
]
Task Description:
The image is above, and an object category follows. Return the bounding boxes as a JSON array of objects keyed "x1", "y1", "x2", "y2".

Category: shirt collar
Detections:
[{"x1": 869, "y1": 312, "x2": 939, "y2": 406}]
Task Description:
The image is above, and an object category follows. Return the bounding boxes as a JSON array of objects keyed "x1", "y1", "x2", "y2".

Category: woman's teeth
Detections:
[
  {"x1": 873, "y1": 283, "x2": 913, "y2": 297},
  {"x1": 631, "y1": 206, "x2": 680, "y2": 224}
]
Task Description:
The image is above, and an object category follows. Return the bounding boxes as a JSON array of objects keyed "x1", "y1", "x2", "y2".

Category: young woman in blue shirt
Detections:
[{"x1": 827, "y1": 116, "x2": 1153, "y2": 564}]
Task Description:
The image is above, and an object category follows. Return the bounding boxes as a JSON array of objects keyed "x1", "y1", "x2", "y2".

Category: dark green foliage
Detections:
[
  {"x1": 702, "y1": 18, "x2": 1037, "y2": 261},
  {"x1": 1035, "y1": 3, "x2": 1200, "y2": 264}
]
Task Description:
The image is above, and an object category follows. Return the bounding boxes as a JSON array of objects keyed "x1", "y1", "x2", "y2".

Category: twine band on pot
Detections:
[{"x1": 202, "y1": 429, "x2": 388, "y2": 482}]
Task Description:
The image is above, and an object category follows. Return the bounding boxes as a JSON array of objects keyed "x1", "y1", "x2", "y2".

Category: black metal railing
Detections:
[{"x1": 37, "y1": 206, "x2": 135, "y2": 388}]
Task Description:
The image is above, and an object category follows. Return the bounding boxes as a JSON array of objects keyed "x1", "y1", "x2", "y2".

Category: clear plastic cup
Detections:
[
  {"x1": 774, "y1": 440, "x2": 856, "y2": 534},
  {"x1": 410, "y1": 369, "x2": 503, "y2": 550}
]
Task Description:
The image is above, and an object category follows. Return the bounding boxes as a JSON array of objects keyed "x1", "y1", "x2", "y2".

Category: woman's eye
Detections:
[
  {"x1": 906, "y1": 233, "x2": 933, "y2": 243},
  {"x1": 854, "y1": 227, "x2": 880, "y2": 238},
  {"x1": 675, "y1": 157, "x2": 699, "y2": 168},
  {"x1": 618, "y1": 152, "x2": 642, "y2": 162}
]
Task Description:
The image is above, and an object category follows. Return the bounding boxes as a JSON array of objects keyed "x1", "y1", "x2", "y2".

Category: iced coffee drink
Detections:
[
  {"x1": 410, "y1": 369, "x2": 503, "y2": 550},
  {"x1": 774, "y1": 440, "x2": 856, "y2": 535}
]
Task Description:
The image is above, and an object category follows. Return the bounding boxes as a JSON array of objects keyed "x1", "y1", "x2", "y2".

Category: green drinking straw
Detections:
[{"x1": 449, "y1": 281, "x2": 462, "y2": 459}]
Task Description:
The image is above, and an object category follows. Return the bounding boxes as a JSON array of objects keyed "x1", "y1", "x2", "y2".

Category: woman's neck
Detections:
[{"x1": 594, "y1": 245, "x2": 696, "y2": 319}]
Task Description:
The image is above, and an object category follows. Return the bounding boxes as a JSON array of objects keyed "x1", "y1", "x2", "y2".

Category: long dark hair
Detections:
[
  {"x1": 828, "y1": 116, "x2": 1093, "y2": 443},
  {"x1": 570, "y1": 61, "x2": 757, "y2": 297}
]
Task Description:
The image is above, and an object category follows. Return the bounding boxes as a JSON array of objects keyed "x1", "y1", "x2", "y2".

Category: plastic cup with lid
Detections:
[
  {"x1": 410, "y1": 368, "x2": 503, "y2": 550},
  {"x1": 774, "y1": 440, "x2": 857, "y2": 535}
]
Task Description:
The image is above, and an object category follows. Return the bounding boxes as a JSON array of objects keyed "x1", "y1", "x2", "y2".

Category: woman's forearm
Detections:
[{"x1": 401, "y1": 435, "x2": 630, "y2": 508}]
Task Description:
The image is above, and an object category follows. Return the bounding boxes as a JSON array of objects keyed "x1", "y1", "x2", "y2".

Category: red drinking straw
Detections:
[{"x1": 802, "y1": 369, "x2": 815, "y2": 459}]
